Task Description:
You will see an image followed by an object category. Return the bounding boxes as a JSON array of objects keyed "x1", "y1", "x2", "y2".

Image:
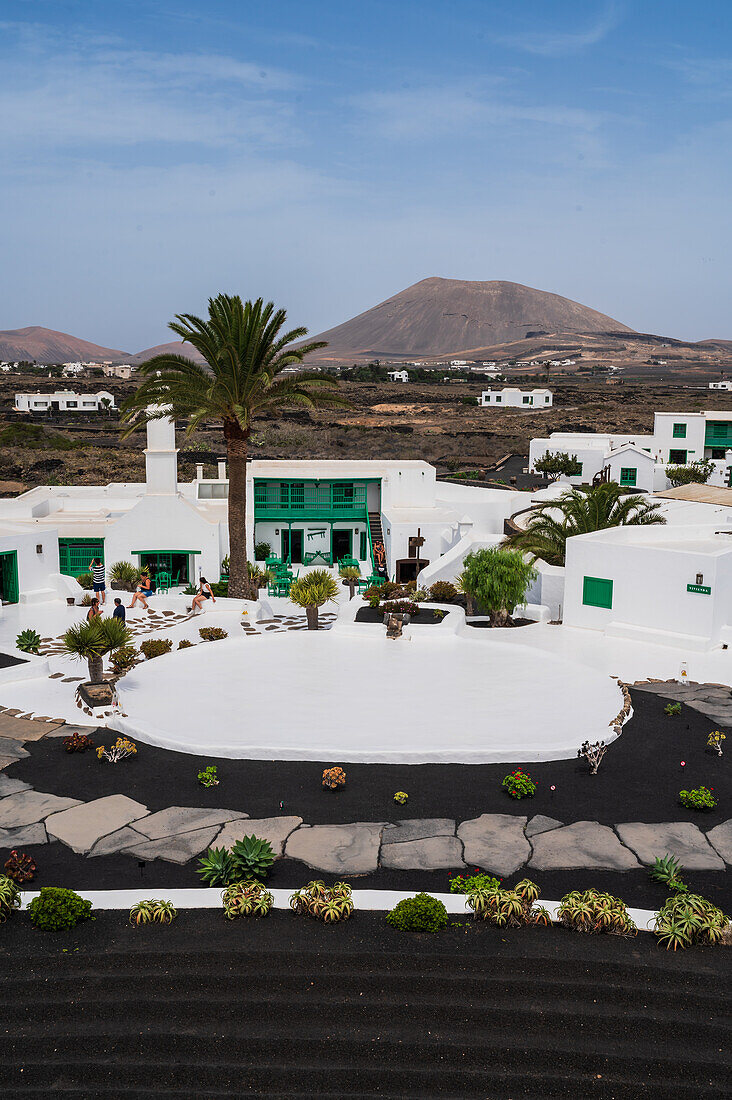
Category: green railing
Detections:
[{"x1": 253, "y1": 480, "x2": 368, "y2": 520}]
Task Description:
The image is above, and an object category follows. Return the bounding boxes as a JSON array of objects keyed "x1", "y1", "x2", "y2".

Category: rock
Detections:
[
  {"x1": 126, "y1": 825, "x2": 222, "y2": 864},
  {"x1": 529, "y1": 821, "x2": 641, "y2": 871},
  {"x1": 615, "y1": 822, "x2": 726, "y2": 871},
  {"x1": 45, "y1": 795, "x2": 150, "y2": 854},
  {"x1": 133, "y1": 806, "x2": 248, "y2": 840},
  {"x1": 0, "y1": 822, "x2": 48, "y2": 847},
  {"x1": 381, "y1": 819, "x2": 455, "y2": 845},
  {"x1": 0, "y1": 776, "x2": 32, "y2": 798},
  {"x1": 380, "y1": 835, "x2": 464, "y2": 871},
  {"x1": 214, "y1": 816, "x2": 303, "y2": 856},
  {"x1": 457, "y1": 814, "x2": 530, "y2": 877},
  {"x1": 706, "y1": 820, "x2": 732, "y2": 865},
  {"x1": 526, "y1": 815, "x2": 564, "y2": 838},
  {"x1": 0, "y1": 790, "x2": 82, "y2": 829},
  {"x1": 285, "y1": 823, "x2": 386, "y2": 874},
  {"x1": 88, "y1": 826, "x2": 149, "y2": 857}
]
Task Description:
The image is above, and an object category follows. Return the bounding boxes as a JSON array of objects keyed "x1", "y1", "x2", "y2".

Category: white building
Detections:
[
  {"x1": 14, "y1": 390, "x2": 116, "y2": 413},
  {"x1": 103, "y1": 364, "x2": 133, "y2": 380},
  {"x1": 709, "y1": 381, "x2": 732, "y2": 391},
  {"x1": 529, "y1": 411, "x2": 732, "y2": 491},
  {"x1": 450, "y1": 360, "x2": 469, "y2": 367},
  {"x1": 61, "y1": 363, "x2": 86, "y2": 377},
  {"x1": 480, "y1": 388, "x2": 553, "y2": 409},
  {"x1": 387, "y1": 370, "x2": 409, "y2": 382}
]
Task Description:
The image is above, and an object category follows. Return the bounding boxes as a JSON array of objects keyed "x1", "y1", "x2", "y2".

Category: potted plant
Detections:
[
  {"x1": 62, "y1": 617, "x2": 132, "y2": 684},
  {"x1": 339, "y1": 564, "x2": 361, "y2": 600},
  {"x1": 288, "y1": 569, "x2": 339, "y2": 630}
]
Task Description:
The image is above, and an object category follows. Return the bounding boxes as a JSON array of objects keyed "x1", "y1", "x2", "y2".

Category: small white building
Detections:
[
  {"x1": 103, "y1": 364, "x2": 133, "y2": 380},
  {"x1": 481, "y1": 388, "x2": 553, "y2": 409},
  {"x1": 709, "y1": 381, "x2": 732, "y2": 391},
  {"x1": 14, "y1": 390, "x2": 116, "y2": 413},
  {"x1": 387, "y1": 370, "x2": 409, "y2": 382}
]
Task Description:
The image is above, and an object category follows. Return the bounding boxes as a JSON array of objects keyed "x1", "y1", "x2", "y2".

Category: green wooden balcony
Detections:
[{"x1": 253, "y1": 480, "x2": 369, "y2": 520}]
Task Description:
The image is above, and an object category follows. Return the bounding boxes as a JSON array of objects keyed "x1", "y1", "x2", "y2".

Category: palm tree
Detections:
[
  {"x1": 505, "y1": 482, "x2": 666, "y2": 566},
  {"x1": 289, "y1": 569, "x2": 339, "y2": 630},
  {"x1": 120, "y1": 294, "x2": 348, "y2": 598},
  {"x1": 339, "y1": 564, "x2": 361, "y2": 600},
  {"x1": 63, "y1": 618, "x2": 132, "y2": 684}
]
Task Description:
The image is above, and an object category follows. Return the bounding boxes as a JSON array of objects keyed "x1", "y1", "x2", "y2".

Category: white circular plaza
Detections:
[{"x1": 113, "y1": 629, "x2": 624, "y2": 763}]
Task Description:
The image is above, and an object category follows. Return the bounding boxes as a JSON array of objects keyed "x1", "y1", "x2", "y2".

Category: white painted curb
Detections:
[{"x1": 18, "y1": 888, "x2": 659, "y2": 932}]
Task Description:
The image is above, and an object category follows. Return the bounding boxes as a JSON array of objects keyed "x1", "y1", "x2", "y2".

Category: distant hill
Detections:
[
  {"x1": 304, "y1": 278, "x2": 635, "y2": 362},
  {"x1": 129, "y1": 341, "x2": 206, "y2": 366},
  {"x1": 0, "y1": 326, "x2": 129, "y2": 364}
]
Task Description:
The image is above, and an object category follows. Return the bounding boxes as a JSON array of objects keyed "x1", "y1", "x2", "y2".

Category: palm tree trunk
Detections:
[
  {"x1": 306, "y1": 606, "x2": 319, "y2": 630},
  {"x1": 88, "y1": 656, "x2": 103, "y2": 684},
  {"x1": 225, "y1": 423, "x2": 252, "y2": 600}
]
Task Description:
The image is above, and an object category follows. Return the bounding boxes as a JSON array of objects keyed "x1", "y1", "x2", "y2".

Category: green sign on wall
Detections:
[{"x1": 687, "y1": 583, "x2": 711, "y2": 595}]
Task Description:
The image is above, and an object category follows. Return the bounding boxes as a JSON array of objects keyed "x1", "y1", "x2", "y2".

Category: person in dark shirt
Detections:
[{"x1": 112, "y1": 598, "x2": 126, "y2": 623}]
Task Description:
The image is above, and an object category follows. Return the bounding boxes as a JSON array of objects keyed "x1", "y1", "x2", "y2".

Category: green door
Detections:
[
  {"x1": 58, "y1": 538, "x2": 104, "y2": 577},
  {"x1": 0, "y1": 551, "x2": 19, "y2": 604}
]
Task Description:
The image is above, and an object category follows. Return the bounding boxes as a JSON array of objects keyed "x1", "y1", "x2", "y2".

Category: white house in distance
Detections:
[
  {"x1": 709, "y1": 381, "x2": 732, "y2": 391},
  {"x1": 103, "y1": 364, "x2": 134, "y2": 380},
  {"x1": 14, "y1": 391, "x2": 116, "y2": 413},
  {"x1": 529, "y1": 410, "x2": 732, "y2": 491},
  {"x1": 61, "y1": 363, "x2": 86, "y2": 377},
  {"x1": 481, "y1": 388, "x2": 553, "y2": 409},
  {"x1": 387, "y1": 370, "x2": 409, "y2": 382}
]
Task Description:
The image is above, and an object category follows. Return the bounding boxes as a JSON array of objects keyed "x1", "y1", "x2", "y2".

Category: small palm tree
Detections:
[
  {"x1": 120, "y1": 294, "x2": 349, "y2": 599},
  {"x1": 289, "y1": 569, "x2": 339, "y2": 630},
  {"x1": 339, "y1": 564, "x2": 361, "y2": 600},
  {"x1": 63, "y1": 618, "x2": 132, "y2": 684},
  {"x1": 505, "y1": 482, "x2": 665, "y2": 566}
]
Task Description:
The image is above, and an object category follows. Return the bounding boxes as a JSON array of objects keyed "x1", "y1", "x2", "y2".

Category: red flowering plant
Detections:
[
  {"x1": 449, "y1": 870, "x2": 501, "y2": 894},
  {"x1": 502, "y1": 769, "x2": 537, "y2": 799}
]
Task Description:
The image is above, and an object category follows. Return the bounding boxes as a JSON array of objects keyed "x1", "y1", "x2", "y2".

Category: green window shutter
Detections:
[
  {"x1": 714, "y1": 422, "x2": 727, "y2": 438},
  {"x1": 619, "y1": 467, "x2": 637, "y2": 486},
  {"x1": 672, "y1": 423, "x2": 686, "y2": 438},
  {"x1": 583, "y1": 576, "x2": 613, "y2": 609}
]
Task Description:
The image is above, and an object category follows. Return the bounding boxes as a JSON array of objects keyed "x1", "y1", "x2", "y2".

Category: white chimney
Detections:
[
  {"x1": 217, "y1": 460, "x2": 227, "y2": 480},
  {"x1": 196, "y1": 463, "x2": 204, "y2": 480},
  {"x1": 144, "y1": 409, "x2": 179, "y2": 495}
]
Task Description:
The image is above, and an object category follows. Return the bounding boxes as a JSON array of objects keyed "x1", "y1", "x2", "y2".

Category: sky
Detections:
[{"x1": 1, "y1": 0, "x2": 730, "y2": 349}]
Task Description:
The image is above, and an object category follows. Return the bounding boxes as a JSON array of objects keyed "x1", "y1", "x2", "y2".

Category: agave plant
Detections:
[
  {"x1": 231, "y1": 835, "x2": 275, "y2": 881},
  {"x1": 290, "y1": 880, "x2": 354, "y2": 922},
  {"x1": 16, "y1": 628, "x2": 42, "y2": 655},
  {"x1": 653, "y1": 893, "x2": 729, "y2": 949},
  {"x1": 0, "y1": 874, "x2": 21, "y2": 922},
  {"x1": 649, "y1": 853, "x2": 688, "y2": 893},
  {"x1": 197, "y1": 846, "x2": 236, "y2": 887},
  {"x1": 558, "y1": 889, "x2": 636, "y2": 937},
  {"x1": 466, "y1": 880, "x2": 545, "y2": 929},
  {"x1": 222, "y1": 880, "x2": 273, "y2": 920},
  {"x1": 129, "y1": 898, "x2": 178, "y2": 926}
]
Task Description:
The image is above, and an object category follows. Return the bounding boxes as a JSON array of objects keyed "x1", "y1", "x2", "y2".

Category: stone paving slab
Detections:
[
  {"x1": 457, "y1": 814, "x2": 530, "y2": 877},
  {"x1": 0, "y1": 822, "x2": 48, "y2": 847},
  {"x1": 529, "y1": 821, "x2": 641, "y2": 872},
  {"x1": 0, "y1": 776, "x2": 31, "y2": 797},
  {"x1": 126, "y1": 825, "x2": 221, "y2": 864},
  {"x1": 45, "y1": 795, "x2": 151, "y2": 854},
  {"x1": 213, "y1": 816, "x2": 303, "y2": 856},
  {"x1": 0, "y1": 739, "x2": 30, "y2": 761},
  {"x1": 44, "y1": 724, "x2": 96, "y2": 739},
  {"x1": 381, "y1": 819, "x2": 455, "y2": 845},
  {"x1": 380, "y1": 835, "x2": 464, "y2": 871},
  {"x1": 706, "y1": 820, "x2": 732, "y2": 865},
  {"x1": 134, "y1": 806, "x2": 248, "y2": 840},
  {"x1": 0, "y1": 790, "x2": 82, "y2": 829},
  {"x1": 615, "y1": 821, "x2": 726, "y2": 871},
  {"x1": 285, "y1": 823, "x2": 386, "y2": 875},
  {"x1": 526, "y1": 815, "x2": 564, "y2": 838},
  {"x1": 88, "y1": 825, "x2": 149, "y2": 857},
  {"x1": 0, "y1": 714, "x2": 64, "y2": 740}
]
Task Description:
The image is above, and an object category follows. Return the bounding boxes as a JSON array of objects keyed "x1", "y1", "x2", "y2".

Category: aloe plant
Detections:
[
  {"x1": 231, "y1": 835, "x2": 275, "y2": 881},
  {"x1": 16, "y1": 628, "x2": 41, "y2": 655},
  {"x1": 197, "y1": 846, "x2": 236, "y2": 887},
  {"x1": 129, "y1": 898, "x2": 178, "y2": 926},
  {"x1": 0, "y1": 875, "x2": 21, "y2": 922},
  {"x1": 222, "y1": 880, "x2": 273, "y2": 919}
]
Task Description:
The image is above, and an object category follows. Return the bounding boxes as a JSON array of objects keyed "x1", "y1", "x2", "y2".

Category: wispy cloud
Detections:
[
  {"x1": 670, "y1": 55, "x2": 732, "y2": 99},
  {"x1": 495, "y1": 3, "x2": 621, "y2": 57}
]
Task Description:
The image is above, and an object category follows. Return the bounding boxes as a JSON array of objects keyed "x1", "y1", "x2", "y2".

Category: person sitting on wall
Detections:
[
  {"x1": 86, "y1": 597, "x2": 101, "y2": 622},
  {"x1": 128, "y1": 572, "x2": 153, "y2": 611},
  {"x1": 190, "y1": 576, "x2": 216, "y2": 615},
  {"x1": 373, "y1": 540, "x2": 388, "y2": 578}
]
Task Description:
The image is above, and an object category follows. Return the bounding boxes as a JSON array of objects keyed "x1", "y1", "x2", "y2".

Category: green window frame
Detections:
[
  {"x1": 668, "y1": 449, "x2": 687, "y2": 464},
  {"x1": 672, "y1": 423, "x2": 686, "y2": 438},
  {"x1": 360, "y1": 531, "x2": 367, "y2": 559},
  {"x1": 583, "y1": 576, "x2": 613, "y2": 609},
  {"x1": 713, "y1": 422, "x2": 728, "y2": 438},
  {"x1": 522, "y1": 395, "x2": 531, "y2": 404},
  {"x1": 0, "y1": 551, "x2": 19, "y2": 604},
  {"x1": 619, "y1": 467, "x2": 637, "y2": 486}
]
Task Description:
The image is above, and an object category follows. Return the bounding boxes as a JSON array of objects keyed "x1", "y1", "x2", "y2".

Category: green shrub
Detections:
[
  {"x1": 653, "y1": 893, "x2": 730, "y2": 950},
  {"x1": 220, "y1": 554, "x2": 230, "y2": 575},
  {"x1": 183, "y1": 583, "x2": 198, "y2": 596},
  {"x1": 16, "y1": 628, "x2": 41, "y2": 654},
  {"x1": 140, "y1": 638, "x2": 173, "y2": 660},
  {"x1": 109, "y1": 644, "x2": 137, "y2": 674},
  {"x1": 664, "y1": 702, "x2": 682, "y2": 717},
  {"x1": 197, "y1": 765, "x2": 219, "y2": 788},
  {"x1": 428, "y1": 581, "x2": 458, "y2": 602},
  {"x1": 0, "y1": 875, "x2": 21, "y2": 922},
  {"x1": 197, "y1": 846, "x2": 235, "y2": 887},
  {"x1": 209, "y1": 581, "x2": 228, "y2": 596},
  {"x1": 27, "y1": 886, "x2": 93, "y2": 931},
  {"x1": 386, "y1": 893, "x2": 448, "y2": 933},
  {"x1": 80, "y1": 593, "x2": 93, "y2": 607},
  {"x1": 109, "y1": 561, "x2": 140, "y2": 590},
  {"x1": 255, "y1": 541, "x2": 272, "y2": 561},
  {"x1": 75, "y1": 572, "x2": 93, "y2": 589},
  {"x1": 449, "y1": 871, "x2": 500, "y2": 895},
  {"x1": 198, "y1": 626, "x2": 228, "y2": 641},
  {"x1": 679, "y1": 786, "x2": 717, "y2": 811},
  {"x1": 502, "y1": 769, "x2": 536, "y2": 799},
  {"x1": 231, "y1": 836, "x2": 274, "y2": 880}
]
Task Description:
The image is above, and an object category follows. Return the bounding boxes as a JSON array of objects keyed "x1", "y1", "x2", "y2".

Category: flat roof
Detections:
[{"x1": 654, "y1": 484, "x2": 732, "y2": 506}]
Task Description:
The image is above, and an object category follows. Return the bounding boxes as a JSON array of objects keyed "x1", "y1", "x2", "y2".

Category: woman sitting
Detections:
[
  {"x1": 191, "y1": 576, "x2": 216, "y2": 615},
  {"x1": 86, "y1": 597, "x2": 102, "y2": 622},
  {"x1": 128, "y1": 573, "x2": 153, "y2": 610}
]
